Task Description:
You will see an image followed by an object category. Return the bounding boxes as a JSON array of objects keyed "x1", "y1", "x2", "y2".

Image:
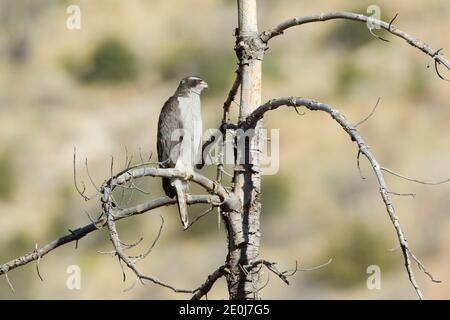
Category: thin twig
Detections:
[
  {"x1": 5, "y1": 273, "x2": 15, "y2": 294},
  {"x1": 355, "y1": 97, "x2": 381, "y2": 128},
  {"x1": 85, "y1": 158, "x2": 101, "y2": 192},
  {"x1": 357, "y1": 150, "x2": 366, "y2": 180},
  {"x1": 73, "y1": 147, "x2": 96, "y2": 201},
  {"x1": 381, "y1": 167, "x2": 450, "y2": 185},
  {"x1": 35, "y1": 243, "x2": 44, "y2": 282},
  {"x1": 297, "y1": 258, "x2": 333, "y2": 272},
  {"x1": 130, "y1": 216, "x2": 164, "y2": 262},
  {"x1": 184, "y1": 207, "x2": 214, "y2": 230},
  {"x1": 388, "y1": 191, "x2": 416, "y2": 198}
]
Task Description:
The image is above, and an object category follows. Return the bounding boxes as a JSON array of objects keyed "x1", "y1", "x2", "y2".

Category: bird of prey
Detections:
[{"x1": 157, "y1": 76, "x2": 208, "y2": 229}]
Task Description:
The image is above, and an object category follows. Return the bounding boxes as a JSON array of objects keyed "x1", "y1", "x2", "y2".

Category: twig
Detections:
[
  {"x1": 85, "y1": 158, "x2": 100, "y2": 192},
  {"x1": 73, "y1": 147, "x2": 97, "y2": 201},
  {"x1": 297, "y1": 258, "x2": 333, "y2": 272},
  {"x1": 130, "y1": 216, "x2": 164, "y2": 262},
  {"x1": 381, "y1": 167, "x2": 450, "y2": 185},
  {"x1": 255, "y1": 272, "x2": 270, "y2": 294},
  {"x1": 191, "y1": 265, "x2": 227, "y2": 300},
  {"x1": 247, "y1": 260, "x2": 291, "y2": 285},
  {"x1": 407, "y1": 249, "x2": 442, "y2": 283},
  {"x1": 123, "y1": 277, "x2": 139, "y2": 293},
  {"x1": 368, "y1": 28, "x2": 389, "y2": 43},
  {"x1": 355, "y1": 97, "x2": 381, "y2": 128},
  {"x1": 388, "y1": 191, "x2": 416, "y2": 198},
  {"x1": 5, "y1": 273, "x2": 15, "y2": 294},
  {"x1": 357, "y1": 150, "x2": 366, "y2": 180},
  {"x1": 388, "y1": 13, "x2": 399, "y2": 32},
  {"x1": 35, "y1": 243, "x2": 44, "y2": 282},
  {"x1": 223, "y1": 68, "x2": 242, "y2": 120},
  {"x1": 184, "y1": 207, "x2": 214, "y2": 230}
]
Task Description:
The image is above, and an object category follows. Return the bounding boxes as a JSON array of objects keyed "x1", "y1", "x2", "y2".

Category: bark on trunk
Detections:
[{"x1": 225, "y1": 0, "x2": 264, "y2": 300}]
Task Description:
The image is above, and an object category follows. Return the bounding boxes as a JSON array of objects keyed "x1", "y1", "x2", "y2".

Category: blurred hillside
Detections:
[{"x1": 0, "y1": 0, "x2": 449, "y2": 299}]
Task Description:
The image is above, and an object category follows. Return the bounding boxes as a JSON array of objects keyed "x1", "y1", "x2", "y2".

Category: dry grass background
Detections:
[{"x1": 0, "y1": 0, "x2": 449, "y2": 299}]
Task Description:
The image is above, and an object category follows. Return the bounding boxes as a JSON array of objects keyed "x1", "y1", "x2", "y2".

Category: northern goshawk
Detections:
[{"x1": 157, "y1": 76, "x2": 208, "y2": 229}]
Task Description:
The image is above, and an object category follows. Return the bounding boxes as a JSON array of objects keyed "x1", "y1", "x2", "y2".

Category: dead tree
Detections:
[{"x1": 1, "y1": 1, "x2": 449, "y2": 300}]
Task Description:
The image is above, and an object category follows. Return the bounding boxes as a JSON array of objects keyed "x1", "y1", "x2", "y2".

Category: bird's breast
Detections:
[{"x1": 176, "y1": 95, "x2": 203, "y2": 159}]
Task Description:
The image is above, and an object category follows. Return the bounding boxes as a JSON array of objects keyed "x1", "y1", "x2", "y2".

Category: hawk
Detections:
[{"x1": 157, "y1": 76, "x2": 208, "y2": 229}]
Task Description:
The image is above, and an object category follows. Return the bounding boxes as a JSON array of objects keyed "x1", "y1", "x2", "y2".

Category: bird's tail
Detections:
[{"x1": 172, "y1": 179, "x2": 188, "y2": 229}]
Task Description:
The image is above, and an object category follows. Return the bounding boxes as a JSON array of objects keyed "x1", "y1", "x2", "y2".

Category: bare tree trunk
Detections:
[{"x1": 225, "y1": 0, "x2": 264, "y2": 300}]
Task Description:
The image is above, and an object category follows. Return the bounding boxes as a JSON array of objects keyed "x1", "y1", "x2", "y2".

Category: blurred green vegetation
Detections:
[
  {"x1": 0, "y1": 151, "x2": 16, "y2": 201},
  {"x1": 261, "y1": 175, "x2": 289, "y2": 216},
  {"x1": 314, "y1": 225, "x2": 395, "y2": 288},
  {"x1": 49, "y1": 184, "x2": 78, "y2": 237},
  {"x1": 323, "y1": 20, "x2": 375, "y2": 49},
  {"x1": 263, "y1": 50, "x2": 283, "y2": 81},
  {"x1": 0, "y1": 231, "x2": 31, "y2": 262},
  {"x1": 336, "y1": 58, "x2": 365, "y2": 95},
  {"x1": 405, "y1": 63, "x2": 431, "y2": 99},
  {"x1": 64, "y1": 37, "x2": 138, "y2": 84},
  {"x1": 0, "y1": 231, "x2": 34, "y2": 299}
]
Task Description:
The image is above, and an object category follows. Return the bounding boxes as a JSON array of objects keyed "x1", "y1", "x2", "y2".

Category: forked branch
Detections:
[
  {"x1": 260, "y1": 11, "x2": 450, "y2": 79},
  {"x1": 244, "y1": 97, "x2": 446, "y2": 299},
  {"x1": 0, "y1": 194, "x2": 220, "y2": 277}
]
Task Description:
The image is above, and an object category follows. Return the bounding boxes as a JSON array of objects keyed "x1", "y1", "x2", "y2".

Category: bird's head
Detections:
[{"x1": 178, "y1": 76, "x2": 208, "y2": 95}]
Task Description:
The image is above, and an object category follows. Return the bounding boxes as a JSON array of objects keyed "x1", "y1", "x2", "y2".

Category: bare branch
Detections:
[
  {"x1": 100, "y1": 168, "x2": 226, "y2": 294},
  {"x1": 259, "y1": 11, "x2": 450, "y2": 78},
  {"x1": 245, "y1": 97, "x2": 443, "y2": 299},
  {"x1": 106, "y1": 210, "x2": 194, "y2": 293},
  {"x1": 0, "y1": 195, "x2": 220, "y2": 276}
]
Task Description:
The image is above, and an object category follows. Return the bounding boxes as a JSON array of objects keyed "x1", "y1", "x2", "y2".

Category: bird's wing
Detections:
[{"x1": 157, "y1": 96, "x2": 183, "y2": 169}]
